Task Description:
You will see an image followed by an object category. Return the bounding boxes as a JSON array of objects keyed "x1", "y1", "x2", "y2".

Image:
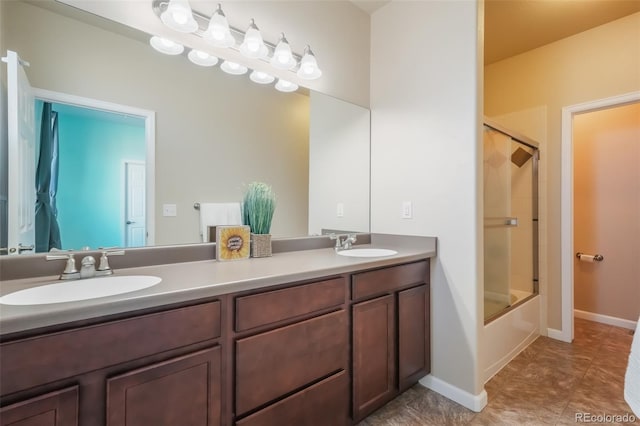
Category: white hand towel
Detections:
[
  {"x1": 625, "y1": 317, "x2": 640, "y2": 416},
  {"x1": 199, "y1": 202, "x2": 242, "y2": 242}
]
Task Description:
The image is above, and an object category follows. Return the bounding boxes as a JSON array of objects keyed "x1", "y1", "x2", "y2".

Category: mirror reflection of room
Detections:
[{"x1": 0, "y1": 0, "x2": 371, "y2": 254}]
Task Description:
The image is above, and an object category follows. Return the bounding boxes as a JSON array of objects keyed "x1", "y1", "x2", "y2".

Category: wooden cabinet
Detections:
[
  {"x1": 106, "y1": 347, "x2": 221, "y2": 426},
  {"x1": 233, "y1": 276, "x2": 349, "y2": 424},
  {"x1": 352, "y1": 295, "x2": 395, "y2": 421},
  {"x1": 0, "y1": 258, "x2": 430, "y2": 426},
  {"x1": 0, "y1": 301, "x2": 223, "y2": 426},
  {"x1": 351, "y1": 261, "x2": 430, "y2": 422},
  {"x1": 0, "y1": 386, "x2": 78, "y2": 426}
]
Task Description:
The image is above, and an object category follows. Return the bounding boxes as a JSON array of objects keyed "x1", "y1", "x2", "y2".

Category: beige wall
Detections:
[
  {"x1": 371, "y1": 0, "x2": 484, "y2": 404},
  {"x1": 573, "y1": 102, "x2": 640, "y2": 321},
  {"x1": 485, "y1": 12, "x2": 640, "y2": 329},
  {"x1": 4, "y1": 0, "x2": 310, "y2": 245}
]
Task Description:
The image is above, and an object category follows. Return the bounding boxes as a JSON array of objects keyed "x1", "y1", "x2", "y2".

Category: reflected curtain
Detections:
[{"x1": 35, "y1": 102, "x2": 61, "y2": 252}]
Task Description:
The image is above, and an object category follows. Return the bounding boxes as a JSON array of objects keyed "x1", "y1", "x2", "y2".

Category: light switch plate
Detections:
[
  {"x1": 402, "y1": 201, "x2": 412, "y2": 219},
  {"x1": 163, "y1": 204, "x2": 177, "y2": 217},
  {"x1": 336, "y1": 202, "x2": 344, "y2": 217}
]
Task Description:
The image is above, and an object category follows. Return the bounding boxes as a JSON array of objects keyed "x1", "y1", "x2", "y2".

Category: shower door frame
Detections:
[{"x1": 483, "y1": 119, "x2": 540, "y2": 324}]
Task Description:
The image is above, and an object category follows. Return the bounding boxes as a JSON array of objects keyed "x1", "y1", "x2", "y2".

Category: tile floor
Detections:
[{"x1": 358, "y1": 318, "x2": 638, "y2": 425}]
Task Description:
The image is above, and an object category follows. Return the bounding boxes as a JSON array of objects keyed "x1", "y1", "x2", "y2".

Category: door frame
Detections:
[
  {"x1": 32, "y1": 88, "x2": 156, "y2": 246},
  {"x1": 559, "y1": 90, "x2": 640, "y2": 343}
]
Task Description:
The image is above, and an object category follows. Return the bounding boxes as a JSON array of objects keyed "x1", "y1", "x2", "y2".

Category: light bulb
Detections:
[
  {"x1": 150, "y1": 36, "x2": 184, "y2": 55},
  {"x1": 220, "y1": 60, "x2": 248, "y2": 75},
  {"x1": 296, "y1": 45, "x2": 322, "y2": 80},
  {"x1": 240, "y1": 19, "x2": 268, "y2": 59},
  {"x1": 250, "y1": 70, "x2": 275, "y2": 85},
  {"x1": 160, "y1": 0, "x2": 198, "y2": 33},
  {"x1": 188, "y1": 49, "x2": 219, "y2": 67},
  {"x1": 204, "y1": 4, "x2": 235, "y2": 48},
  {"x1": 275, "y1": 79, "x2": 298, "y2": 93},
  {"x1": 270, "y1": 33, "x2": 296, "y2": 70}
]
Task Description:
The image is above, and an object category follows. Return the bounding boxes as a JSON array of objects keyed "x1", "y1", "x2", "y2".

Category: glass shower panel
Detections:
[{"x1": 483, "y1": 126, "x2": 537, "y2": 321}]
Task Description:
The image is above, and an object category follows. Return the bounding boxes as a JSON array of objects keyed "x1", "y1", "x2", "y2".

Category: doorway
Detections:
[
  {"x1": 560, "y1": 91, "x2": 640, "y2": 342},
  {"x1": 32, "y1": 89, "x2": 156, "y2": 251}
]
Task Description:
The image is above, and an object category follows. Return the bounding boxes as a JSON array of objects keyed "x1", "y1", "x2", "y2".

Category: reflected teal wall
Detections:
[{"x1": 46, "y1": 103, "x2": 145, "y2": 250}]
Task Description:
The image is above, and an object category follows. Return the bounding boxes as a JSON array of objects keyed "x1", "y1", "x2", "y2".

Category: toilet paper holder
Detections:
[{"x1": 576, "y1": 252, "x2": 604, "y2": 262}]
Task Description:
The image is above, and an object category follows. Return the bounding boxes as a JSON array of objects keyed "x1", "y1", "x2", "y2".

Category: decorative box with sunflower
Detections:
[{"x1": 215, "y1": 225, "x2": 251, "y2": 261}]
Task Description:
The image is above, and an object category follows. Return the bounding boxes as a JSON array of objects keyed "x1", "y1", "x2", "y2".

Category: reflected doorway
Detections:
[{"x1": 32, "y1": 89, "x2": 155, "y2": 252}]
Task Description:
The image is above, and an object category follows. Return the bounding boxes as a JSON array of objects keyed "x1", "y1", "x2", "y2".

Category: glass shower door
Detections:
[{"x1": 483, "y1": 125, "x2": 538, "y2": 322}]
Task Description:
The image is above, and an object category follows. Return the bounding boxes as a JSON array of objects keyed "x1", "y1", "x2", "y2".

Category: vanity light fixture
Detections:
[
  {"x1": 296, "y1": 45, "x2": 322, "y2": 80},
  {"x1": 150, "y1": 36, "x2": 185, "y2": 55},
  {"x1": 239, "y1": 19, "x2": 268, "y2": 59},
  {"x1": 270, "y1": 33, "x2": 296, "y2": 70},
  {"x1": 160, "y1": 0, "x2": 198, "y2": 33},
  {"x1": 203, "y1": 4, "x2": 235, "y2": 48},
  {"x1": 275, "y1": 79, "x2": 298, "y2": 93},
  {"x1": 220, "y1": 60, "x2": 248, "y2": 75},
  {"x1": 249, "y1": 70, "x2": 275, "y2": 85},
  {"x1": 151, "y1": 0, "x2": 323, "y2": 93},
  {"x1": 188, "y1": 49, "x2": 219, "y2": 66}
]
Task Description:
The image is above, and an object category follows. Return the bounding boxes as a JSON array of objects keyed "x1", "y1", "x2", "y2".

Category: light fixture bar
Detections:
[{"x1": 151, "y1": 0, "x2": 303, "y2": 63}]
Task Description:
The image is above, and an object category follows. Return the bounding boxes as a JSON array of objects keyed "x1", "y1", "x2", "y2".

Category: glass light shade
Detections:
[
  {"x1": 296, "y1": 45, "x2": 322, "y2": 80},
  {"x1": 204, "y1": 4, "x2": 235, "y2": 48},
  {"x1": 239, "y1": 19, "x2": 268, "y2": 59},
  {"x1": 150, "y1": 36, "x2": 184, "y2": 55},
  {"x1": 188, "y1": 49, "x2": 219, "y2": 67},
  {"x1": 220, "y1": 60, "x2": 248, "y2": 75},
  {"x1": 249, "y1": 70, "x2": 275, "y2": 85},
  {"x1": 270, "y1": 33, "x2": 296, "y2": 70},
  {"x1": 160, "y1": 0, "x2": 198, "y2": 33},
  {"x1": 275, "y1": 79, "x2": 298, "y2": 93}
]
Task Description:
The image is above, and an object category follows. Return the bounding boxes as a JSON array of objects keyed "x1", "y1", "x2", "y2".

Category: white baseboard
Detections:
[
  {"x1": 419, "y1": 375, "x2": 487, "y2": 412},
  {"x1": 547, "y1": 327, "x2": 571, "y2": 342},
  {"x1": 575, "y1": 309, "x2": 638, "y2": 330}
]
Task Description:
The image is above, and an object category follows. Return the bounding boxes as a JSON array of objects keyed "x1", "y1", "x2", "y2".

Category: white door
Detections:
[
  {"x1": 3, "y1": 50, "x2": 35, "y2": 255},
  {"x1": 125, "y1": 162, "x2": 146, "y2": 247}
]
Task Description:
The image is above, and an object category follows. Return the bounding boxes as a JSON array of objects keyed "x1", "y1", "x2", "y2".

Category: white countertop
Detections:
[{"x1": 0, "y1": 235, "x2": 436, "y2": 336}]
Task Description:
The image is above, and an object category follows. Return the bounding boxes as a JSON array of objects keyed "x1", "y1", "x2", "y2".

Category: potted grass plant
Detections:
[{"x1": 242, "y1": 182, "x2": 276, "y2": 257}]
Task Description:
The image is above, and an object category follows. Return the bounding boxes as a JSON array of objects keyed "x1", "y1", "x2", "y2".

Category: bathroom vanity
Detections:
[{"x1": 0, "y1": 235, "x2": 435, "y2": 425}]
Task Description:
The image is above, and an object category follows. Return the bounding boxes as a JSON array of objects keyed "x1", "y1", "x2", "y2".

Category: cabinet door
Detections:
[
  {"x1": 352, "y1": 294, "x2": 395, "y2": 422},
  {"x1": 398, "y1": 284, "x2": 430, "y2": 391},
  {"x1": 0, "y1": 386, "x2": 78, "y2": 426},
  {"x1": 106, "y1": 346, "x2": 221, "y2": 426}
]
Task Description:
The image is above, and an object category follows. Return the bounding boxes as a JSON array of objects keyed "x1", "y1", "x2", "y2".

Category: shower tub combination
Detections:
[{"x1": 482, "y1": 121, "x2": 541, "y2": 382}]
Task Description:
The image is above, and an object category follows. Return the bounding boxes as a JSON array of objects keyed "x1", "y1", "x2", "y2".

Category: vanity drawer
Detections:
[
  {"x1": 352, "y1": 260, "x2": 429, "y2": 301},
  {"x1": 236, "y1": 370, "x2": 349, "y2": 426},
  {"x1": 235, "y1": 277, "x2": 346, "y2": 332},
  {"x1": 1, "y1": 301, "x2": 221, "y2": 395},
  {"x1": 235, "y1": 309, "x2": 348, "y2": 416}
]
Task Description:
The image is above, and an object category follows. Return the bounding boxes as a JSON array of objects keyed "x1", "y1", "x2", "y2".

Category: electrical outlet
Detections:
[
  {"x1": 163, "y1": 204, "x2": 177, "y2": 217},
  {"x1": 336, "y1": 202, "x2": 344, "y2": 217},
  {"x1": 402, "y1": 201, "x2": 412, "y2": 219}
]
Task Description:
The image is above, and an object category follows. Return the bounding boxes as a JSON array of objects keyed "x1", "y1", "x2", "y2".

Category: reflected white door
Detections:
[
  {"x1": 125, "y1": 161, "x2": 145, "y2": 247},
  {"x1": 4, "y1": 50, "x2": 35, "y2": 255}
]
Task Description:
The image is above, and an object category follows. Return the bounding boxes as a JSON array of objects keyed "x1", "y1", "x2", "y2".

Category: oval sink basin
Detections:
[
  {"x1": 0, "y1": 275, "x2": 162, "y2": 306},
  {"x1": 337, "y1": 248, "x2": 398, "y2": 258}
]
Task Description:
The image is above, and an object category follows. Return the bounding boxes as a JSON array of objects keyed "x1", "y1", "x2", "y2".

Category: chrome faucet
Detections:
[
  {"x1": 329, "y1": 233, "x2": 357, "y2": 251},
  {"x1": 46, "y1": 249, "x2": 125, "y2": 280}
]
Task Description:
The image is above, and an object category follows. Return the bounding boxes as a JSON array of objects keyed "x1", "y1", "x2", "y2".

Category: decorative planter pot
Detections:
[{"x1": 251, "y1": 233, "x2": 272, "y2": 258}]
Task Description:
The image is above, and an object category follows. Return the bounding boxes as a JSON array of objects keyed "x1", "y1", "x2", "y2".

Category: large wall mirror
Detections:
[{"x1": 0, "y1": 0, "x2": 370, "y2": 254}]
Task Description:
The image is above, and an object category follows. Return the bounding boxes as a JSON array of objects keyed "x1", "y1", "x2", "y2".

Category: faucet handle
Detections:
[
  {"x1": 46, "y1": 253, "x2": 78, "y2": 277},
  {"x1": 98, "y1": 250, "x2": 125, "y2": 272},
  {"x1": 328, "y1": 233, "x2": 342, "y2": 248}
]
